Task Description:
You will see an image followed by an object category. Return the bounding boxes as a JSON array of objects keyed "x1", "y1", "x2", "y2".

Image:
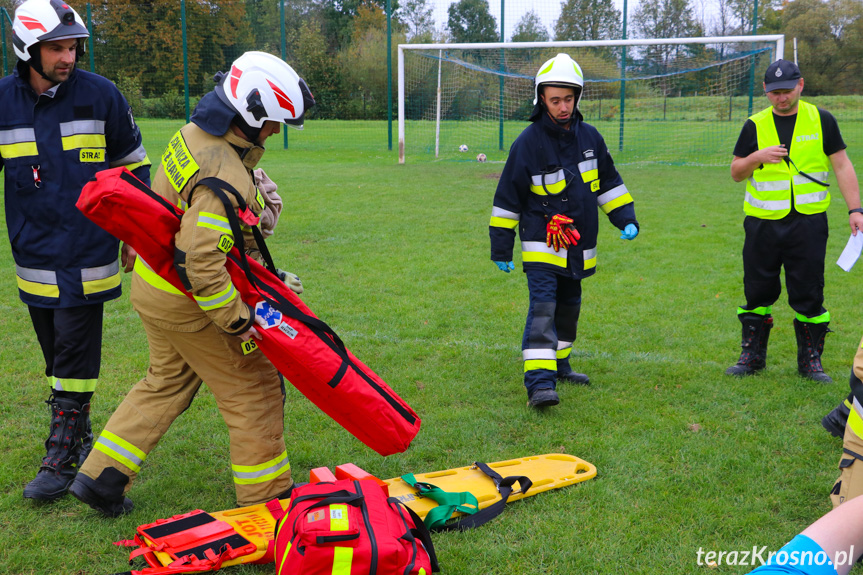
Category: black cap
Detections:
[{"x1": 764, "y1": 59, "x2": 802, "y2": 92}]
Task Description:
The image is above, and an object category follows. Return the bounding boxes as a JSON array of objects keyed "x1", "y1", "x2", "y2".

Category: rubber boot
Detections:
[
  {"x1": 556, "y1": 357, "x2": 590, "y2": 385},
  {"x1": 795, "y1": 319, "x2": 832, "y2": 383},
  {"x1": 725, "y1": 314, "x2": 771, "y2": 376},
  {"x1": 23, "y1": 396, "x2": 89, "y2": 501},
  {"x1": 69, "y1": 467, "x2": 133, "y2": 517}
]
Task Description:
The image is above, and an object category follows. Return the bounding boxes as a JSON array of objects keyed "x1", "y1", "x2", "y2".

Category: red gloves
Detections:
[{"x1": 546, "y1": 214, "x2": 581, "y2": 252}]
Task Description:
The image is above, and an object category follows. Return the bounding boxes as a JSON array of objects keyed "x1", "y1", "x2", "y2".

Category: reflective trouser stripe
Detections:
[
  {"x1": 52, "y1": 376, "x2": 97, "y2": 393},
  {"x1": 796, "y1": 311, "x2": 831, "y2": 324},
  {"x1": 738, "y1": 306, "x2": 772, "y2": 316},
  {"x1": 848, "y1": 400, "x2": 863, "y2": 440},
  {"x1": 232, "y1": 451, "x2": 290, "y2": 485},
  {"x1": 556, "y1": 346, "x2": 572, "y2": 360},
  {"x1": 94, "y1": 430, "x2": 147, "y2": 473},
  {"x1": 82, "y1": 261, "x2": 121, "y2": 295},
  {"x1": 524, "y1": 348, "x2": 556, "y2": 372}
]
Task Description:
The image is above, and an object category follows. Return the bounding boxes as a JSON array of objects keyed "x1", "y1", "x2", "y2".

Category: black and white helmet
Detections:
[{"x1": 12, "y1": 0, "x2": 89, "y2": 62}]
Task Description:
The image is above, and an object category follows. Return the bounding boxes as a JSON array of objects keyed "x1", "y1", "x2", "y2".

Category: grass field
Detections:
[{"x1": 2, "y1": 119, "x2": 863, "y2": 574}]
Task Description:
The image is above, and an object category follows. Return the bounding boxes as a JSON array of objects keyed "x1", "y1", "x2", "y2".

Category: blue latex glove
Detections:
[
  {"x1": 620, "y1": 223, "x2": 639, "y2": 240},
  {"x1": 493, "y1": 260, "x2": 515, "y2": 273}
]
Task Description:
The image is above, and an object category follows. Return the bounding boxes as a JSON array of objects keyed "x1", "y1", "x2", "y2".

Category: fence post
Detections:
[
  {"x1": 387, "y1": 0, "x2": 392, "y2": 150},
  {"x1": 86, "y1": 3, "x2": 94, "y2": 72},
  {"x1": 182, "y1": 0, "x2": 190, "y2": 123},
  {"x1": 498, "y1": 0, "x2": 504, "y2": 151},
  {"x1": 747, "y1": 0, "x2": 759, "y2": 117},
  {"x1": 618, "y1": 0, "x2": 628, "y2": 152},
  {"x1": 280, "y1": 0, "x2": 288, "y2": 150}
]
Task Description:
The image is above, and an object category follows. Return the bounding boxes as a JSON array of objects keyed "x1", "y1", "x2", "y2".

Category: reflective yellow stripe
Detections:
[
  {"x1": 17, "y1": 276, "x2": 60, "y2": 298},
  {"x1": 83, "y1": 272, "x2": 121, "y2": 295},
  {"x1": 123, "y1": 155, "x2": 152, "y2": 172},
  {"x1": 848, "y1": 405, "x2": 863, "y2": 440},
  {"x1": 584, "y1": 256, "x2": 596, "y2": 270},
  {"x1": 524, "y1": 359, "x2": 557, "y2": 372},
  {"x1": 332, "y1": 547, "x2": 353, "y2": 575},
  {"x1": 277, "y1": 542, "x2": 292, "y2": 574},
  {"x1": 0, "y1": 141, "x2": 38, "y2": 158},
  {"x1": 232, "y1": 451, "x2": 290, "y2": 485},
  {"x1": 330, "y1": 504, "x2": 349, "y2": 531},
  {"x1": 94, "y1": 430, "x2": 147, "y2": 473},
  {"x1": 52, "y1": 376, "x2": 97, "y2": 393},
  {"x1": 523, "y1": 251, "x2": 567, "y2": 267},
  {"x1": 61, "y1": 134, "x2": 106, "y2": 150},
  {"x1": 600, "y1": 193, "x2": 634, "y2": 214},
  {"x1": 490, "y1": 216, "x2": 518, "y2": 229},
  {"x1": 194, "y1": 283, "x2": 238, "y2": 311},
  {"x1": 555, "y1": 347, "x2": 571, "y2": 360},
  {"x1": 134, "y1": 258, "x2": 184, "y2": 295},
  {"x1": 580, "y1": 169, "x2": 598, "y2": 183},
  {"x1": 197, "y1": 212, "x2": 232, "y2": 235}
]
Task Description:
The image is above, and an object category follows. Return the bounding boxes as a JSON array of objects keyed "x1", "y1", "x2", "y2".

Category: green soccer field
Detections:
[{"x1": 2, "y1": 119, "x2": 863, "y2": 574}]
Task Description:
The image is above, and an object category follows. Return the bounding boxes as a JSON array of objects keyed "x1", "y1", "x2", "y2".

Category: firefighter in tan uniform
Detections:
[{"x1": 69, "y1": 52, "x2": 315, "y2": 516}]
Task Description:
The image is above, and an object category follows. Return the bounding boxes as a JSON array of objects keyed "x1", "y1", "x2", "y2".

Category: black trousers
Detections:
[
  {"x1": 741, "y1": 212, "x2": 828, "y2": 319},
  {"x1": 28, "y1": 304, "x2": 104, "y2": 394}
]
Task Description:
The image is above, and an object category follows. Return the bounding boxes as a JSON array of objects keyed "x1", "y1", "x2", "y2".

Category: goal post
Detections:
[{"x1": 397, "y1": 35, "x2": 784, "y2": 165}]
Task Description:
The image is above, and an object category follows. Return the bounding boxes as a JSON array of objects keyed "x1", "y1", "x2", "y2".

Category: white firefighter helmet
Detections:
[
  {"x1": 12, "y1": 0, "x2": 89, "y2": 62},
  {"x1": 533, "y1": 53, "x2": 584, "y2": 109},
  {"x1": 215, "y1": 51, "x2": 314, "y2": 131}
]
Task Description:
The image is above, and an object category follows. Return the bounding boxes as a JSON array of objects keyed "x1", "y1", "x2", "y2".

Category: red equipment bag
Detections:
[
  {"x1": 77, "y1": 167, "x2": 421, "y2": 456},
  {"x1": 273, "y1": 479, "x2": 439, "y2": 575}
]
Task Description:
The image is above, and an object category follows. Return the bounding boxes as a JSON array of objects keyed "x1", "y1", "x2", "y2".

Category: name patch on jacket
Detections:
[
  {"x1": 161, "y1": 131, "x2": 200, "y2": 194},
  {"x1": 80, "y1": 149, "x2": 105, "y2": 162}
]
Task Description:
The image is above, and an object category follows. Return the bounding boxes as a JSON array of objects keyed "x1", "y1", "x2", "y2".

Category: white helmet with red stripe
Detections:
[
  {"x1": 12, "y1": 0, "x2": 89, "y2": 62},
  {"x1": 215, "y1": 51, "x2": 314, "y2": 131}
]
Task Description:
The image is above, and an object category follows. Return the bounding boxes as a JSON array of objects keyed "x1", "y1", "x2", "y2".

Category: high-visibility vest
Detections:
[{"x1": 744, "y1": 101, "x2": 831, "y2": 219}]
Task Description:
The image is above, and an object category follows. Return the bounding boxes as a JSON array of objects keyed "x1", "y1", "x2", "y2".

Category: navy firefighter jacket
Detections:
[
  {"x1": 0, "y1": 62, "x2": 151, "y2": 308},
  {"x1": 489, "y1": 111, "x2": 638, "y2": 280}
]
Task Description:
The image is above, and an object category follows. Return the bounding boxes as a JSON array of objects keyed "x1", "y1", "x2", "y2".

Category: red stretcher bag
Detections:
[
  {"x1": 273, "y1": 479, "x2": 438, "y2": 575},
  {"x1": 77, "y1": 167, "x2": 421, "y2": 456}
]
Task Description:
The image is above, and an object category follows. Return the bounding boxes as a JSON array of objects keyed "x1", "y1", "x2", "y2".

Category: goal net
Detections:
[{"x1": 397, "y1": 36, "x2": 784, "y2": 165}]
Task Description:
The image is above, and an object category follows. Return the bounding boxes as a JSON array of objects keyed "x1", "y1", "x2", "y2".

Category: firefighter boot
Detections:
[
  {"x1": 725, "y1": 314, "x2": 771, "y2": 376},
  {"x1": 822, "y1": 398, "x2": 851, "y2": 439},
  {"x1": 23, "y1": 396, "x2": 89, "y2": 501},
  {"x1": 556, "y1": 357, "x2": 590, "y2": 385},
  {"x1": 795, "y1": 319, "x2": 833, "y2": 383},
  {"x1": 69, "y1": 468, "x2": 133, "y2": 517}
]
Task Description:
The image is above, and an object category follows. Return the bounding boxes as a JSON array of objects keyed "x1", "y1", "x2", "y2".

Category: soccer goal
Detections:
[{"x1": 397, "y1": 35, "x2": 784, "y2": 165}]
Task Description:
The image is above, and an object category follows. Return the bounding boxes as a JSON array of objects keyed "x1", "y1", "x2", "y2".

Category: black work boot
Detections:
[
  {"x1": 822, "y1": 400, "x2": 851, "y2": 439},
  {"x1": 527, "y1": 387, "x2": 560, "y2": 408},
  {"x1": 69, "y1": 468, "x2": 133, "y2": 517},
  {"x1": 795, "y1": 319, "x2": 832, "y2": 383},
  {"x1": 23, "y1": 396, "x2": 89, "y2": 501},
  {"x1": 556, "y1": 358, "x2": 590, "y2": 385},
  {"x1": 726, "y1": 314, "x2": 772, "y2": 376}
]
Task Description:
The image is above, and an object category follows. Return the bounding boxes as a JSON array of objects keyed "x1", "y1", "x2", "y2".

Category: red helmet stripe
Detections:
[
  {"x1": 267, "y1": 80, "x2": 295, "y2": 116},
  {"x1": 19, "y1": 16, "x2": 47, "y2": 33},
  {"x1": 229, "y1": 65, "x2": 243, "y2": 99}
]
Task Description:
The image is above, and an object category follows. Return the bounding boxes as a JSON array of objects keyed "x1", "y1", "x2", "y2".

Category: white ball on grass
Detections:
[
  {"x1": 476, "y1": 153, "x2": 487, "y2": 162},
  {"x1": 458, "y1": 144, "x2": 468, "y2": 152}
]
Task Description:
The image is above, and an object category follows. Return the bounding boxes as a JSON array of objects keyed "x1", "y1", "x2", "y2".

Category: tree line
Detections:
[{"x1": 1, "y1": 0, "x2": 860, "y2": 120}]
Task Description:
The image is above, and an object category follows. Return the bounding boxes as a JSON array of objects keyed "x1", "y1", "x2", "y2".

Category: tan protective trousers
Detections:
[
  {"x1": 79, "y1": 311, "x2": 292, "y2": 506},
  {"x1": 832, "y1": 338, "x2": 863, "y2": 507}
]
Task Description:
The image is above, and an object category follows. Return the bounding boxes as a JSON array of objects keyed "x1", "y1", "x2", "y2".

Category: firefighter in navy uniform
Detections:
[
  {"x1": 726, "y1": 59, "x2": 863, "y2": 382},
  {"x1": 489, "y1": 53, "x2": 639, "y2": 408},
  {"x1": 0, "y1": 0, "x2": 151, "y2": 501},
  {"x1": 69, "y1": 52, "x2": 314, "y2": 516}
]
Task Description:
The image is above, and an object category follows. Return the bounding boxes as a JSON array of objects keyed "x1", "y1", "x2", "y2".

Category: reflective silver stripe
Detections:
[
  {"x1": 747, "y1": 177, "x2": 790, "y2": 192},
  {"x1": 557, "y1": 341, "x2": 573, "y2": 349},
  {"x1": 194, "y1": 285, "x2": 237, "y2": 309},
  {"x1": 60, "y1": 120, "x2": 105, "y2": 136},
  {"x1": 523, "y1": 348, "x2": 557, "y2": 361},
  {"x1": 531, "y1": 169, "x2": 565, "y2": 187},
  {"x1": 578, "y1": 159, "x2": 598, "y2": 174},
  {"x1": 795, "y1": 190, "x2": 829, "y2": 205},
  {"x1": 198, "y1": 213, "x2": 233, "y2": 235},
  {"x1": 0, "y1": 127, "x2": 36, "y2": 144},
  {"x1": 111, "y1": 143, "x2": 149, "y2": 168},
  {"x1": 95, "y1": 435, "x2": 145, "y2": 469},
  {"x1": 597, "y1": 184, "x2": 629, "y2": 206},
  {"x1": 583, "y1": 247, "x2": 597, "y2": 260},
  {"x1": 522, "y1": 240, "x2": 567, "y2": 256},
  {"x1": 15, "y1": 265, "x2": 57, "y2": 284},
  {"x1": 744, "y1": 191, "x2": 790, "y2": 211},
  {"x1": 492, "y1": 206, "x2": 520, "y2": 220},
  {"x1": 81, "y1": 260, "x2": 120, "y2": 281},
  {"x1": 793, "y1": 172, "x2": 828, "y2": 187},
  {"x1": 232, "y1": 456, "x2": 291, "y2": 481}
]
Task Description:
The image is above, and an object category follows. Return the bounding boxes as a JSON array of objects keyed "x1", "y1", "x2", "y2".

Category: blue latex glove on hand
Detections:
[
  {"x1": 620, "y1": 223, "x2": 639, "y2": 240},
  {"x1": 493, "y1": 260, "x2": 515, "y2": 273}
]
